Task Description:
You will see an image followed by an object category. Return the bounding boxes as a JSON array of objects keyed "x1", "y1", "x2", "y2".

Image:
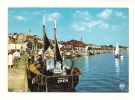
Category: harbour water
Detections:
[{"x1": 64, "y1": 52, "x2": 129, "y2": 92}]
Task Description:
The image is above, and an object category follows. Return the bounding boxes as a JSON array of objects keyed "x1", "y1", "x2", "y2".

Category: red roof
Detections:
[
  {"x1": 62, "y1": 39, "x2": 87, "y2": 48},
  {"x1": 60, "y1": 48, "x2": 72, "y2": 51},
  {"x1": 60, "y1": 47, "x2": 77, "y2": 51}
]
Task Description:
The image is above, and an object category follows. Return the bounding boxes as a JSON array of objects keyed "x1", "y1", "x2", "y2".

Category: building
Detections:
[
  {"x1": 60, "y1": 39, "x2": 88, "y2": 53},
  {"x1": 17, "y1": 33, "x2": 27, "y2": 44},
  {"x1": 88, "y1": 44, "x2": 101, "y2": 49}
]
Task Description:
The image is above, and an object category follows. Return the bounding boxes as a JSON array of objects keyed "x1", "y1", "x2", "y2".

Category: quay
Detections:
[{"x1": 8, "y1": 55, "x2": 28, "y2": 92}]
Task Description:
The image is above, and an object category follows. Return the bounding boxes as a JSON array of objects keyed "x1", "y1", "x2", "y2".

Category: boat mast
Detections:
[
  {"x1": 43, "y1": 12, "x2": 46, "y2": 66},
  {"x1": 43, "y1": 12, "x2": 45, "y2": 52},
  {"x1": 54, "y1": 18, "x2": 56, "y2": 67}
]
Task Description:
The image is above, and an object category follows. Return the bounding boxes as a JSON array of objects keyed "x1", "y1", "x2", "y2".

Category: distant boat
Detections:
[
  {"x1": 115, "y1": 42, "x2": 123, "y2": 58},
  {"x1": 76, "y1": 52, "x2": 83, "y2": 57}
]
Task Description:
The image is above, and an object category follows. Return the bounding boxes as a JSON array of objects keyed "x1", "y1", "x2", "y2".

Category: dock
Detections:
[{"x1": 8, "y1": 55, "x2": 28, "y2": 92}]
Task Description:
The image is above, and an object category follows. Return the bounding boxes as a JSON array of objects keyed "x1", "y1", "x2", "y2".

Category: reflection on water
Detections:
[
  {"x1": 63, "y1": 52, "x2": 128, "y2": 92},
  {"x1": 84, "y1": 56, "x2": 89, "y2": 71},
  {"x1": 115, "y1": 58, "x2": 120, "y2": 77}
]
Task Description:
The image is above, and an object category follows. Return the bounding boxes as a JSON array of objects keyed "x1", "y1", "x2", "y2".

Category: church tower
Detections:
[{"x1": 29, "y1": 28, "x2": 32, "y2": 35}]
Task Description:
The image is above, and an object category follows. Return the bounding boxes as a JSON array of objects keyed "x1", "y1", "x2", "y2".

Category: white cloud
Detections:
[
  {"x1": 83, "y1": 20, "x2": 102, "y2": 28},
  {"x1": 72, "y1": 20, "x2": 109, "y2": 31},
  {"x1": 88, "y1": 30, "x2": 92, "y2": 32},
  {"x1": 72, "y1": 24, "x2": 85, "y2": 31},
  {"x1": 73, "y1": 10, "x2": 91, "y2": 21},
  {"x1": 97, "y1": 9, "x2": 113, "y2": 19},
  {"x1": 115, "y1": 11, "x2": 123, "y2": 16},
  {"x1": 22, "y1": 11, "x2": 41, "y2": 16},
  {"x1": 115, "y1": 11, "x2": 126, "y2": 19},
  {"x1": 22, "y1": 11, "x2": 29, "y2": 15},
  {"x1": 32, "y1": 12, "x2": 41, "y2": 16},
  {"x1": 14, "y1": 16, "x2": 26, "y2": 21},
  {"x1": 47, "y1": 12, "x2": 61, "y2": 21},
  {"x1": 99, "y1": 22, "x2": 109, "y2": 28},
  {"x1": 112, "y1": 25, "x2": 116, "y2": 29},
  {"x1": 72, "y1": 10, "x2": 111, "y2": 31}
]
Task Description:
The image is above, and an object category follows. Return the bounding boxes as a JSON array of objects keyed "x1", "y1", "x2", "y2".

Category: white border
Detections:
[{"x1": 1, "y1": 0, "x2": 135, "y2": 100}]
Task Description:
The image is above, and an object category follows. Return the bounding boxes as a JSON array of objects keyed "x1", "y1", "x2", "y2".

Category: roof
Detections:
[
  {"x1": 60, "y1": 47, "x2": 77, "y2": 51},
  {"x1": 62, "y1": 39, "x2": 87, "y2": 48}
]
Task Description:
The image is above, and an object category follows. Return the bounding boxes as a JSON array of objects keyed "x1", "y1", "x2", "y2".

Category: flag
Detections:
[
  {"x1": 55, "y1": 38, "x2": 63, "y2": 62},
  {"x1": 44, "y1": 33, "x2": 50, "y2": 51}
]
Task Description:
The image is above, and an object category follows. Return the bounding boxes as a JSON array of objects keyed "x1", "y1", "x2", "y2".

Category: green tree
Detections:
[
  {"x1": 34, "y1": 38, "x2": 38, "y2": 46},
  {"x1": 27, "y1": 40, "x2": 32, "y2": 48},
  {"x1": 88, "y1": 47, "x2": 92, "y2": 50},
  {"x1": 109, "y1": 45, "x2": 113, "y2": 48},
  {"x1": 37, "y1": 42, "x2": 43, "y2": 49}
]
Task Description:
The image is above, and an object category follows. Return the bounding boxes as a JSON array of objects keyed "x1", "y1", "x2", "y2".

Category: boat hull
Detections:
[
  {"x1": 115, "y1": 54, "x2": 123, "y2": 58},
  {"x1": 27, "y1": 67, "x2": 82, "y2": 92}
]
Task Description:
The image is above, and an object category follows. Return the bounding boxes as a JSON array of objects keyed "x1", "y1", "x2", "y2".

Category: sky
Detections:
[{"x1": 8, "y1": 8, "x2": 129, "y2": 47}]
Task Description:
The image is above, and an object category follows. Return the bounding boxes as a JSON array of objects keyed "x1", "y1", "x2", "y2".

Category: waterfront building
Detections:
[{"x1": 60, "y1": 39, "x2": 87, "y2": 53}]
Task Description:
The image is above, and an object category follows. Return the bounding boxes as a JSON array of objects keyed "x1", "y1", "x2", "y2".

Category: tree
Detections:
[
  {"x1": 34, "y1": 38, "x2": 38, "y2": 46},
  {"x1": 88, "y1": 47, "x2": 92, "y2": 50},
  {"x1": 109, "y1": 45, "x2": 113, "y2": 48},
  {"x1": 12, "y1": 33, "x2": 18, "y2": 44},
  {"x1": 27, "y1": 40, "x2": 32, "y2": 48},
  {"x1": 37, "y1": 42, "x2": 43, "y2": 49}
]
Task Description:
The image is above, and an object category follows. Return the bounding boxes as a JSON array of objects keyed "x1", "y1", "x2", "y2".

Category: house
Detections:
[
  {"x1": 88, "y1": 44, "x2": 101, "y2": 49},
  {"x1": 60, "y1": 39, "x2": 88, "y2": 53},
  {"x1": 17, "y1": 33, "x2": 27, "y2": 44},
  {"x1": 8, "y1": 43, "x2": 22, "y2": 50}
]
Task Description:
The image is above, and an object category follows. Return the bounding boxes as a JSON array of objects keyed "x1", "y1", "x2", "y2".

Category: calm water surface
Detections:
[{"x1": 64, "y1": 52, "x2": 129, "y2": 92}]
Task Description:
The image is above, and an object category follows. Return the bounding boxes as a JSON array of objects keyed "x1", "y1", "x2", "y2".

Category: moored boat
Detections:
[
  {"x1": 115, "y1": 42, "x2": 123, "y2": 58},
  {"x1": 27, "y1": 13, "x2": 82, "y2": 92}
]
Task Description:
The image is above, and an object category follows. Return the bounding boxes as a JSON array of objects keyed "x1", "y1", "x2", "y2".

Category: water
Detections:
[{"x1": 64, "y1": 52, "x2": 129, "y2": 92}]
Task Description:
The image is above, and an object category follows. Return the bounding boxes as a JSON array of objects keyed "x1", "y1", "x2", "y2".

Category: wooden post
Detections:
[
  {"x1": 45, "y1": 77, "x2": 48, "y2": 92},
  {"x1": 38, "y1": 75, "x2": 40, "y2": 92},
  {"x1": 72, "y1": 75, "x2": 73, "y2": 88}
]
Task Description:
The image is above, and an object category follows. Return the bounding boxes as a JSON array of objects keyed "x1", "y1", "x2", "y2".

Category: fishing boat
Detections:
[
  {"x1": 115, "y1": 42, "x2": 123, "y2": 58},
  {"x1": 64, "y1": 51, "x2": 76, "y2": 59},
  {"x1": 27, "y1": 13, "x2": 82, "y2": 92}
]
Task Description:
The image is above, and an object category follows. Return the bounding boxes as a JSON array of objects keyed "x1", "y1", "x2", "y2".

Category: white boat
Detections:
[{"x1": 115, "y1": 42, "x2": 123, "y2": 58}]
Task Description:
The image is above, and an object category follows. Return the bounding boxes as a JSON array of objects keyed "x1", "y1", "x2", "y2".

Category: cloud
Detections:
[
  {"x1": 32, "y1": 12, "x2": 41, "y2": 16},
  {"x1": 72, "y1": 20, "x2": 109, "y2": 31},
  {"x1": 112, "y1": 25, "x2": 116, "y2": 29},
  {"x1": 72, "y1": 24, "x2": 85, "y2": 31},
  {"x1": 99, "y1": 22, "x2": 109, "y2": 28},
  {"x1": 22, "y1": 11, "x2": 29, "y2": 15},
  {"x1": 14, "y1": 16, "x2": 26, "y2": 21},
  {"x1": 73, "y1": 10, "x2": 92, "y2": 21},
  {"x1": 97, "y1": 9, "x2": 113, "y2": 19},
  {"x1": 115, "y1": 11, "x2": 126, "y2": 19},
  {"x1": 47, "y1": 12, "x2": 61, "y2": 21},
  {"x1": 22, "y1": 11, "x2": 41, "y2": 16},
  {"x1": 82, "y1": 20, "x2": 102, "y2": 28},
  {"x1": 72, "y1": 10, "x2": 111, "y2": 31}
]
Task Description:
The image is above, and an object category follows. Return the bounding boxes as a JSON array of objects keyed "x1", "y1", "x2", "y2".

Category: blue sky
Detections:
[{"x1": 8, "y1": 8, "x2": 128, "y2": 47}]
